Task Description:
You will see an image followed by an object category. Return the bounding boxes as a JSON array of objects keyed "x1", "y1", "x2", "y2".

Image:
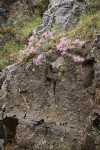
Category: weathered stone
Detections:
[
  {"x1": 0, "y1": 1, "x2": 100, "y2": 149},
  {"x1": 0, "y1": 0, "x2": 8, "y2": 25},
  {"x1": 0, "y1": 51, "x2": 95, "y2": 149},
  {"x1": 82, "y1": 135, "x2": 96, "y2": 150},
  {"x1": 87, "y1": 85, "x2": 95, "y2": 95},
  {"x1": 96, "y1": 89, "x2": 100, "y2": 103},
  {"x1": 34, "y1": 0, "x2": 85, "y2": 33},
  {"x1": 95, "y1": 62, "x2": 100, "y2": 88}
]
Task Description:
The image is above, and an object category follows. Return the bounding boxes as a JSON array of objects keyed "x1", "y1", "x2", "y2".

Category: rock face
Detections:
[
  {"x1": 34, "y1": 0, "x2": 85, "y2": 33},
  {"x1": 0, "y1": 0, "x2": 85, "y2": 32},
  {"x1": 0, "y1": 0, "x2": 8, "y2": 25},
  {"x1": 0, "y1": 0, "x2": 100, "y2": 150},
  {"x1": 0, "y1": 0, "x2": 39, "y2": 27},
  {"x1": 0, "y1": 36, "x2": 100, "y2": 150}
]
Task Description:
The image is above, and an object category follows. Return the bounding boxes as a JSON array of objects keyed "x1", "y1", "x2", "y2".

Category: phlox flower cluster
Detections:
[
  {"x1": 19, "y1": 31, "x2": 85, "y2": 65},
  {"x1": 19, "y1": 50, "x2": 27, "y2": 57},
  {"x1": 19, "y1": 31, "x2": 55, "y2": 65},
  {"x1": 42, "y1": 31, "x2": 54, "y2": 40},
  {"x1": 56, "y1": 37, "x2": 85, "y2": 55}
]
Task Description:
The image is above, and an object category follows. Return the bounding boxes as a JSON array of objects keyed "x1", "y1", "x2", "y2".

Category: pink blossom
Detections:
[
  {"x1": 19, "y1": 50, "x2": 26, "y2": 57},
  {"x1": 28, "y1": 41, "x2": 33, "y2": 46},
  {"x1": 60, "y1": 37, "x2": 66, "y2": 41},
  {"x1": 34, "y1": 54, "x2": 43, "y2": 65},
  {"x1": 28, "y1": 35, "x2": 34, "y2": 42},
  {"x1": 42, "y1": 31, "x2": 54, "y2": 39},
  {"x1": 67, "y1": 45, "x2": 75, "y2": 49},
  {"x1": 72, "y1": 39, "x2": 85, "y2": 46},
  {"x1": 61, "y1": 51, "x2": 66, "y2": 55},
  {"x1": 39, "y1": 39, "x2": 43, "y2": 44},
  {"x1": 28, "y1": 46, "x2": 35, "y2": 54},
  {"x1": 35, "y1": 42, "x2": 41, "y2": 47},
  {"x1": 78, "y1": 41, "x2": 85, "y2": 46},
  {"x1": 73, "y1": 55, "x2": 85, "y2": 62}
]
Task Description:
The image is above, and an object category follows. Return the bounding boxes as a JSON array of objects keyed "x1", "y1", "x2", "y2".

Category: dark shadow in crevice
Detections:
[
  {"x1": 82, "y1": 57, "x2": 95, "y2": 67},
  {"x1": 2, "y1": 117, "x2": 19, "y2": 145},
  {"x1": 93, "y1": 114, "x2": 100, "y2": 130}
]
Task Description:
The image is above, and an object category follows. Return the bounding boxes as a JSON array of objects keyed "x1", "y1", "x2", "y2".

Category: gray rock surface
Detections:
[
  {"x1": 0, "y1": 0, "x2": 8, "y2": 25},
  {"x1": 0, "y1": 36, "x2": 100, "y2": 150},
  {"x1": 0, "y1": 0, "x2": 42, "y2": 27},
  {"x1": 34, "y1": 0, "x2": 85, "y2": 33}
]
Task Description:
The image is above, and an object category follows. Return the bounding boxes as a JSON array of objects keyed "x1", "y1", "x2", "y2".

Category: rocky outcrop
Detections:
[
  {"x1": 0, "y1": 0, "x2": 49, "y2": 27},
  {"x1": 0, "y1": 36, "x2": 100, "y2": 150},
  {"x1": 0, "y1": 0, "x2": 85, "y2": 32},
  {"x1": 0, "y1": 0, "x2": 100, "y2": 149},
  {"x1": 34, "y1": 0, "x2": 86, "y2": 33}
]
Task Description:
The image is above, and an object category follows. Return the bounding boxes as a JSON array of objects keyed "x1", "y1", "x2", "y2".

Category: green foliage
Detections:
[
  {"x1": 67, "y1": 11, "x2": 100, "y2": 42},
  {"x1": 15, "y1": 12, "x2": 42, "y2": 41},
  {"x1": 38, "y1": 0, "x2": 49, "y2": 16},
  {"x1": 91, "y1": 127, "x2": 100, "y2": 139},
  {"x1": 86, "y1": 0, "x2": 100, "y2": 14},
  {"x1": 39, "y1": 0, "x2": 47, "y2": 5},
  {"x1": 0, "y1": 59, "x2": 8, "y2": 69},
  {"x1": 0, "y1": 10, "x2": 42, "y2": 69},
  {"x1": 0, "y1": 40, "x2": 25, "y2": 69}
]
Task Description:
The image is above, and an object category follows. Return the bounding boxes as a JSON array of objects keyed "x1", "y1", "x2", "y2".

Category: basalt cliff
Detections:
[{"x1": 0, "y1": 0, "x2": 100, "y2": 150}]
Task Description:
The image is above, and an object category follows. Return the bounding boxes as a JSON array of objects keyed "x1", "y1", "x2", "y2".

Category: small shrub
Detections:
[{"x1": 19, "y1": 31, "x2": 85, "y2": 65}]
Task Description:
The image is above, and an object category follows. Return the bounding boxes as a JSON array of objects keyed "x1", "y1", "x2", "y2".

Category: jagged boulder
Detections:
[
  {"x1": 34, "y1": 0, "x2": 86, "y2": 33},
  {"x1": 0, "y1": 36, "x2": 100, "y2": 150}
]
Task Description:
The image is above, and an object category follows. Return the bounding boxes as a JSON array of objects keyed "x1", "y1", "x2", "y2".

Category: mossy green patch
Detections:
[
  {"x1": 0, "y1": 40, "x2": 25, "y2": 69},
  {"x1": 15, "y1": 13, "x2": 42, "y2": 41},
  {"x1": 91, "y1": 127, "x2": 100, "y2": 139},
  {"x1": 85, "y1": 0, "x2": 100, "y2": 14},
  {"x1": 0, "y1": 59, "x2": 8, "y2": 69},
  {"x1": 0, "y1": 10, "x2": 42, "y2": 69},
  {"x1": 67, "y1": 11, "x2": 100, "y2": 42}
]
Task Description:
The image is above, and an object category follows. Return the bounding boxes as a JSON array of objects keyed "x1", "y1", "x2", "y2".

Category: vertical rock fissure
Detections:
[{"x1": 2, "y1": 117, "x2": 19, "y2": 146}]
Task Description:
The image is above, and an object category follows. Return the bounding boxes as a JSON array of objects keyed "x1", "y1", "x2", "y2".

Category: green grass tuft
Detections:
[
  {"x1": 0, "y1": 40, "x2": 25, "y2": 69},
  {"x1": 0, "y1": 59, "x2": 8, "y2": 69},
  {"x1": 0, "y1": 11, "x2": 42, "y2": 69},
  {"x1": 67, "y1": 11, "x2": 100, "y2": 42}
]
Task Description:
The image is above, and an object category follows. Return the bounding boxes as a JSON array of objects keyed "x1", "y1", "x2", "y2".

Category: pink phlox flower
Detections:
[
  {"x1": 28, "y1": 46, "x2": 35, "y2": 54},
  {"x1": 73, "y1": 39, "x2": 85, "y2": 46},
  {"x1": 61, "y1": 51, "x2": 66, "y2": 55},
  {"x1": 78, "y1": 41, "x2": 85, "y2": 46},
  {"x1": 67, "y1": 45, "x2": 75, "y2": 49},
  {"x1": 56, "y1": 44, "x2": 62, "y2": 50},
  {"x1": 73, "y1": 39, "x2": 80, "y2": 44},
  {"x1": 19, "y1": 50, "x2": 27, "y2": 57},
  {"x1": 42, "y1": 31, "x2": 54, "y2": 39},
  {"x1": 28, "y1": 41, "x2": 33, "y2": 46},
  {"x1": 60, "y1": 47, "x2": 67, "y2": 51},
  {"x1": 35, "y1": 39, "x2": 43, "y2": 47},
  {"x1": 60, "y1": 37, "x2": 66, "y2": 41},
  {"x1": 35, "y1": 42, "x2": 41, "y2": 47},
  {"x1": 34, "y1": 54, "x2": 43, "y2": 65},
  {"x1": 39, "y1": 39, "x2": 43, "y2": 44},
  {"x1": 28, "y1": 35, "x2": 34, "y2": 42},
  {"x1": 73, "y1": 55, "x2": 85, "y2": 62}
]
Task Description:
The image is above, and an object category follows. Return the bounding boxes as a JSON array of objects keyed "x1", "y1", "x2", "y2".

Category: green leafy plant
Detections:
[{"x1": 86, "y1": 0, "x2": 100, "y2": 14}]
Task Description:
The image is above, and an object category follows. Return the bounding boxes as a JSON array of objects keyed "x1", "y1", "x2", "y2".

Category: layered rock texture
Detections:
[
  {"x1": 0, "y1": 36, "x2": 100, "y2": 149},
  {"x1": 0, "y1": 0, "x2": 48, "y2": 26},
  {"x1": 0, "y1": 0, "x2": 100, "y2": 150},
  {"x1": 34, "y1": 0, "x2": 85, "y2": 32}
]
